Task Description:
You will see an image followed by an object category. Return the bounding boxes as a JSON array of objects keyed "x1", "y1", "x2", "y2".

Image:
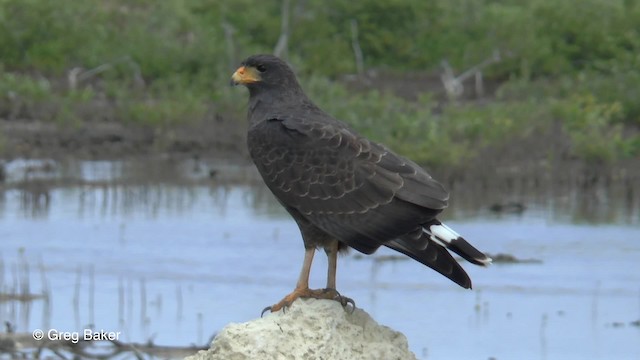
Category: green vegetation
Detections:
[{"x1": 0, "y1": 0, "x2": 639, "y2": 165}]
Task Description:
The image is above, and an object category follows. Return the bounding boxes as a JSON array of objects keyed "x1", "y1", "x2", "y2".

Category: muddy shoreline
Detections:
[
  {"x1": 0, "y1": 117, "x2": 248, "y2": 162},
  {"x1": 2, "y1": 118, "x2": 639, "y2": 185}
]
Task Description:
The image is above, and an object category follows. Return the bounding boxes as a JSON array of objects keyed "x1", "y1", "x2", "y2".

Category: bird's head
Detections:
[{"x1": 231, "y1": 54, "x2": 301, "y2": 96}]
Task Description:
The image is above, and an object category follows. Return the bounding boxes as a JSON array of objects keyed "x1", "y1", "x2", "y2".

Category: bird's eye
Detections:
[{"x1": 256, "y1": 64, "x2": 267, "y2": 73}]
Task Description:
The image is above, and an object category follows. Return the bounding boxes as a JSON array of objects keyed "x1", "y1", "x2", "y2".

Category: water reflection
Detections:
[
  {"x1": 0, "y1": 251, "x2": 49, "y2": 335},
  {"x1": 18, "y1": 186, "x2": 51, "y2": 218},
  {"x1": 0, "y1": 158, "x2": 275, "y2": 220},
  {"x1": 0, "y1": 158, "x2": 637, "y2": 225},
  {"x1": 446, "y1": 172, "x2": 640, "y2": 224},
  {"x1": 1, "y1": 158, "x2": 639, "y2": 359}
]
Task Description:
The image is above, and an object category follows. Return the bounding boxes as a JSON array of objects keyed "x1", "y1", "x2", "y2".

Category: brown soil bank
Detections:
[
  {"x1": 1, "y1": 117, "x2": 639, "y2": 185},
  {"x1": 0, "y1": 117, "x2": 247, "y2": 161}
]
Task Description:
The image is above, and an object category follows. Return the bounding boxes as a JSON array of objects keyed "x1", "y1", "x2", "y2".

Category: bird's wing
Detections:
[{"x1": 248, "y1": 115, "x2": 449, "y2": 251}]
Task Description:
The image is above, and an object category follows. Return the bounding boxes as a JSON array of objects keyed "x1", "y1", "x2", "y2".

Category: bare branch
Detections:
[
  {"x1": 440, "y1": 60, "x2": 463, "y2": 99},
  {"x1": 221, "y1": 21, "x2": 237, "y2": 71},
  {"x1": 273, "y1": 0, "x2": 291, "y2": 58},
  {"x1": 67, "y1": 56, "x2": 145, "y2": 90},
  {"x1": 475, "y1": 71, "x2": 484, "y2": 97},
  {"x1": 350, "y1": 19, "x2": 364, "y2": 76},
  {"x1": 440, "y1": 50, "x2": 502, "y2": 100}
]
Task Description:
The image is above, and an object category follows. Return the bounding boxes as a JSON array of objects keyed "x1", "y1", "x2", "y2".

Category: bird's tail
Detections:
[
  {"x1": 424, "y1": 220, "x2": 492, "y2": 266},
  {"x1": 386, "y1": 237, "x2": 473, "y2": 289}
]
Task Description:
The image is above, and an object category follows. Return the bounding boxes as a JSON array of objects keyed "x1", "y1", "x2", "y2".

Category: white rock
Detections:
[{"x1": 185, "y1": 298, "x2": 417, "y2": 360}]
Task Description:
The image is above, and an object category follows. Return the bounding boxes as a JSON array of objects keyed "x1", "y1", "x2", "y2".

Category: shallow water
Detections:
[{"x1": 1, "y1": 158, "x2": 639, "y2": 359}]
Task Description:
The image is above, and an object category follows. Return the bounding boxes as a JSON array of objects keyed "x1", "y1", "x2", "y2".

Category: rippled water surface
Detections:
[{"x1": 1, "y1": 158, "x2": 639, "y2": 359}]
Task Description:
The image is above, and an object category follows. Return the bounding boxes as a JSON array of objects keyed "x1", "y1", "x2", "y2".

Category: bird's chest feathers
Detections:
[
  {"x1": 247, "y1": 117, "x2": 303, "y2": 160},
  {"x1": 248, "y1": 93, "x2": 292, "y2": 123}
]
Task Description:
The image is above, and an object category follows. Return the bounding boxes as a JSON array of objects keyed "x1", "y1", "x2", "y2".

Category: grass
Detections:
[{"x1": 0, "y1": 0, "x2": 638, "y2": 166}]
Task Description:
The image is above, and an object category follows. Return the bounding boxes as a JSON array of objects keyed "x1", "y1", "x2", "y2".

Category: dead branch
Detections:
[
  {"x1": 0, "y1": 293, "x2": 45, "y2": 302},
  {"x1": 350, "y1": 19, "x2": 364, "y2": 76},
  {"x1": 221, "y1": 21, "x2": 237, "y2": 71},
  {"x1": 440, "y1": 50, "x2": 502, "y2": 100},
  {"x1": 273, "y1": 0, "x2": 291, "y2": 58},
  {"x1": 67, "y1": 56, "x2": 145, "y2": 91},
  {"x1": 0, "y1": 332, "x2": 208, "y2": 359}
]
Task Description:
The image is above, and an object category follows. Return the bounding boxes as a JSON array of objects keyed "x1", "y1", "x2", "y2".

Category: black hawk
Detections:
[{"x1": 231, "y1": 54, "x2": 491, "y2": 313}]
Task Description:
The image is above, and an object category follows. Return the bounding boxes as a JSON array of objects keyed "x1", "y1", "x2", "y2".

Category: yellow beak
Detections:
[{"x1": 231, "y1": 66, "x2": 261, "y2": 85}]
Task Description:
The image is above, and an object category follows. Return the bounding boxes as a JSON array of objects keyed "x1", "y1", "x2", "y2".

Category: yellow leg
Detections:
[
  {"x1": 296, "y1": 247, "x2": 315, "y2": 289},
  {"x1": 325, "y1": 240, "x2": 339, "y2": 289},
  {"x1": 263, "y1": 247, "x2": 316, "y2": 314},
  {"x1": 263, "y1": 243, "x2": 355, "y2": 315}
]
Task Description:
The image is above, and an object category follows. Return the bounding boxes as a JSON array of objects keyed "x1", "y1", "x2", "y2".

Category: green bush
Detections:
[
  {"x1": 0, "y1": 0, "x2": 639, "y2": 165},
  {"x1": 0, "y1": 71, "x2": 52, "y2": 101},
  {"x1": 553, "y1": 95, "x2": 629, "y2": 162}
]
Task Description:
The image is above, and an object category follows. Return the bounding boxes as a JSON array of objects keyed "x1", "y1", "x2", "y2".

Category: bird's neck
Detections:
[{"x1": 247, "y1": 86, "x2": 312, "y2": 125}]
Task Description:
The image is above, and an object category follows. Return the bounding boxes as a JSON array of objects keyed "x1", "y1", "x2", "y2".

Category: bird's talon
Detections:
[
  {"x1": 338, "y1": 296, "x2": 356, "y2": 313},
  {"x1": 261, "y1": 306, "x2": 272, "y2": 317},
  {"x1": 325, "y1": 288, "x2": 355, "y2": 313},
  {"x1": 344, "y1": 298, "x2": 356, "y2": 313}
]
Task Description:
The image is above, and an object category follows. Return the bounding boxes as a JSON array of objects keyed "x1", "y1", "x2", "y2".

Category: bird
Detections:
[{"x1": 231, "y1": 54, "x2": 491, "y2": 313}]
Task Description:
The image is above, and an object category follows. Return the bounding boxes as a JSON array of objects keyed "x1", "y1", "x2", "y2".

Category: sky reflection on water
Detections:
[{"x1": 1, "y1": 159, "x2": 639, "y2": 359}]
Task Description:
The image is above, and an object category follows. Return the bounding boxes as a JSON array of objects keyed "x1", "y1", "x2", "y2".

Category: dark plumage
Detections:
[{"x1": 232, "y1": 54, "x2": 491, "y2": 312}]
